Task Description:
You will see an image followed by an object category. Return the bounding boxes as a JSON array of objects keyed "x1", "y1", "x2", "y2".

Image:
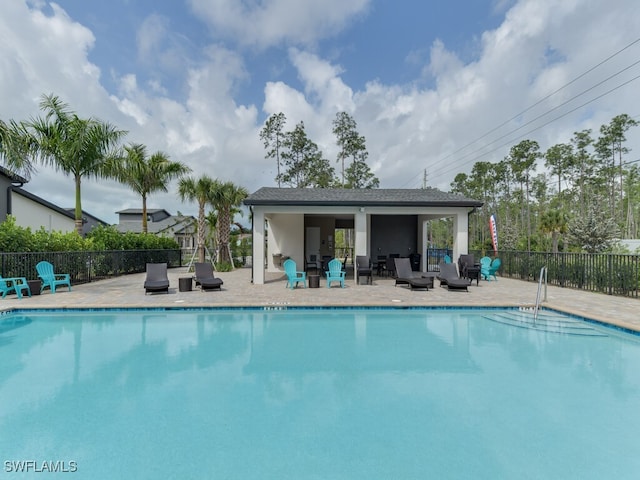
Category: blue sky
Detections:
[{"x1": 1, "y1": 0, "x2": 639, "y2": 223}]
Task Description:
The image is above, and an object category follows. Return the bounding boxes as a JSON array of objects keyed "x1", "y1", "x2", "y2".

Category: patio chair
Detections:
[
  {"x1": 36, "y1": 261, "x2": 71, "y2": 294},
  {"x1": 375, "y1": 255, "x2": 387, "y2": 276},
  {"x1": 394, "y1": 257, "x2": 431, "y2": 290},
  {"x1": 355, "y1": 255, "x2": 372, "y2": 285},
  {"x1": 482, "y1": 258, "x2": 501, "y2": 281},
  {"x1": 437, "y1": 262, "x2": 470, "y2": 291},
  {"x1": 385, "y1": 257, "x2": 396, "y2": 278},
  {"x1": 0, "y1": 275, "x2": 32, "y2": 299},
  {"x1": 143, "y1": 263, "x2": 170, "y2": 294},
  {"x1": 305, "y1": 254, "x2": 320, "y2": 273},
  {"x1": 283, "y1": 258, "x2": 306, "y2": 289},
  {"x1": 194, "y1": 262, "x2": 224, "y2": 291},
  {"x1": 458, "y1": 254, "x2": 476, "y2": 278},
  {"x1": 325, "y1": 258, "x2": 345, "y2": 288}
]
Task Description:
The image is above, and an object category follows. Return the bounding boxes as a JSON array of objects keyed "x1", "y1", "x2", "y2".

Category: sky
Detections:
[{"x1": 1, "y1": 0, "x2": 639, "y2": 225}]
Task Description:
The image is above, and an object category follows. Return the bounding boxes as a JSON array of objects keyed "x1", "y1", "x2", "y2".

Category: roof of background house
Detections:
[
  {"x1": 0, "y1": 165, "x2": 28, "y2": 184},
  {"x1": 115, "y1": 208, "x2": 172, "y2": 216},
  {"x1": 116, "y1": 214, "x2": 195, "y2": 235},
  {"x1": 64, "y1": 209, "x2": 109, "y2": 225},
  {"x1": 244, "y1": 187, "x2": 483, "y2": 207}
]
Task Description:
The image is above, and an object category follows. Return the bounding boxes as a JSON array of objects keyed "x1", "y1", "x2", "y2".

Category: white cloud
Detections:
[
  {"x1": 187, "y1": 0, "x2": 371, "y2": 48},
  {"x1": 1, "y1": 0, "x2": 640, "y2": 226}
]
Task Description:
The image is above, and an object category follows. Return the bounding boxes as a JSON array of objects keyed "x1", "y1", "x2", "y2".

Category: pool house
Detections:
[{"x1": 243, "y1": 187, "x2": 483, "y2": 284}]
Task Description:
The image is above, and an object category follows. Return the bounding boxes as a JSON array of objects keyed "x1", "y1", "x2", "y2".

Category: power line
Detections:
[
  {"x1": 432, "y1": 73, "x2": 640, "y2": 181},
  {"x1": 398, "y1": 36, "x2": 640, "y2": 188}
]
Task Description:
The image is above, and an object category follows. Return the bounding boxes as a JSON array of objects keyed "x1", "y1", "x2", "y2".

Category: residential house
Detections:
[{"x1": 115, "y1": 208, "x2": 197, "y2": 252}]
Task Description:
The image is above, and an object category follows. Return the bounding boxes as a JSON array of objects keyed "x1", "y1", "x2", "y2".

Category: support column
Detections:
[
  {"x1": 421, "y1": 218, "x2": 429, "y2": 271},
  {"x1": 252, "y1": 209, "x2": 265, "y2": 284},
  {"x1": 354, "y1": 210, "x2": 368, "y2": 258},
  {"x1": 452, "y1": 211, "x2": 469, "y2": 263}
]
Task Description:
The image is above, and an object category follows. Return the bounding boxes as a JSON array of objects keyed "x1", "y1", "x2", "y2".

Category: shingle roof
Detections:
[
  {"x1": 115, "y1": 215, "x2": 195, "y2": 234},
  {"x1": 115, "y1": 208, "x2": 171, "y2": 215},
  {"x1": 0, "y1": 165, "x2": 28, "y2": 184},
  {"x1": 244, "y1": 187, "x2": 483, "y2": 207}
]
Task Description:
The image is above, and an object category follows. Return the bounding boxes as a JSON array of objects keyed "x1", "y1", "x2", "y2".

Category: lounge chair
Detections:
[
  {"x1": 283, "y1": 258, "x2": 306, "y2": 289},
  {"x1": 0, "y1": 275, "x2": 32, "y2": 299},
  {"x1": 437, "y1": 262, "x2": 470, "y2": 291},
  {"x1": 355, "y1": 255, "x2": 372, "y2": 285},
  {"x1": 325, "y1": 258, "x2": 345, "y2": 288},
  {"x1": 143, "y1": 263, "x2": 170, "y2": 294},
  {"x1": 482, "y1": 258, "x2": 501, "y2": 281},
  {"x1": 394, "y1": 257, "x2": 432, "y2": 290},
  {"x1": 194, "y1": 262, "x2": 224, "y2": 291},
  {"x1": 36, "y1": 261, "x2": 71, "y2": 294}
]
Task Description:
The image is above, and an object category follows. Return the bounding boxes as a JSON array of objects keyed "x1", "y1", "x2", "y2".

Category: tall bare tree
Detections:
[{"x1": 260, "y1": 112, "x2": 287, "y2": 188}]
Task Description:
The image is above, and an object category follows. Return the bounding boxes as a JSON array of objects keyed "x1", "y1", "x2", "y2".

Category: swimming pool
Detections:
[{"x1": 1, "y1": 307, "x2": 639, "y2": 479}]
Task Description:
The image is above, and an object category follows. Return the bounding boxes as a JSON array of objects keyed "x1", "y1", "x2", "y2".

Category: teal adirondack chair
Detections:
[
  {"x1": 283, "y1": 259, "x2": 306, "y2": 289},
  {"x1": 36, "y1": 261, "x2": 71, "y2": 293},
  {"x1": 485, "y1": 258, "x2": 501, "y2": 281},
  {"x1": 0, "y1": 276, "x2": 32, "y2": 299},
  {"x1": 325, "y1": 258, "x2": 346, "y2": 288},
  {"x1": 481, "y1": 257, "x2": 501, "y2": 280}
]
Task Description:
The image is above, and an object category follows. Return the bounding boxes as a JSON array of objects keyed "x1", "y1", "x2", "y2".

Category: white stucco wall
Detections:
[
  {"x1": 11, "y1": 192, "x2": 75, "y2": 232},
  {"x1": 266, "y1": 213, "x2": 304, "y2": 271}
]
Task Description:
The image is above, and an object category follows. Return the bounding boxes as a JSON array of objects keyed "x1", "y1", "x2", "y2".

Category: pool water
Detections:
[{"x1": 1, "y1": 308, "x2": 639, "y2": 479}]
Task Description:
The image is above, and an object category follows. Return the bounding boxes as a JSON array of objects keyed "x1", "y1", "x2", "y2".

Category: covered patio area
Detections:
[{"x1": 243, "y1": 187, "x2": 483, "y2": 285}]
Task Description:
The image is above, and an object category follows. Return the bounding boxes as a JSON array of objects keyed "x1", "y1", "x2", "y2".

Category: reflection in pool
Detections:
[{"x1": 1, "y1": 308, "x2": 639, "y2": 479}]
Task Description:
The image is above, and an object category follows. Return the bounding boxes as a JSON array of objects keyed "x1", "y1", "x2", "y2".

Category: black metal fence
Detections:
[
  {"x1": 1, "y1": 249, "x2": 182, "y2": 285},
  {"x1": 469, "y1": 250, "x2": 640, "y2": 298},
  {"x1": 426, "y1": 248, "x2": 453, "y2": 269}
]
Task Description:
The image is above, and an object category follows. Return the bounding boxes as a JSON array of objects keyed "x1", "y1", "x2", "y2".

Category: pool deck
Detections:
[{"x1": 3, "y1": 267, "x2": 639, "y2": 333}]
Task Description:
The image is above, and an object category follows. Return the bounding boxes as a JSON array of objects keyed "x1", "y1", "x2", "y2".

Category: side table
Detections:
[
  {"x1": 465, "y1": 266, "x2": 481, "y2": 286},
  {"x1": 421, "y1": 272, "x2": 437, "y2": 289},
  {"x1": 308, "y1": 274, "x2": 320, "y2": 288},
  {"x1": 178, "y1": 276, "x2": 193, "y2": 292},
  {"x1": 27, "y1": 279, "x2": 42, "y2": 296}
]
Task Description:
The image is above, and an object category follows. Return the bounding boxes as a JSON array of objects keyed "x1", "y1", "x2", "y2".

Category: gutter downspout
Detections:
[
  {"x1": 7, "y1": 181, "x2": 25, "y2": 219},
  {"x1": 249, "y1": 205, "x2": 254, "y2": 284},
  {"x1": 467, "y1": 206, "x2": 478, "y2": 255}
]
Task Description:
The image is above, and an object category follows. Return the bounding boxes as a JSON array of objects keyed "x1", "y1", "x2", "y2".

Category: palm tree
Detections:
[
  {"x1": 26, "y1": 94, "x2": 127, "y2": 234},
  {"x1": 539, "y1": 209, "x2": 568, "y2": 253},
  {"x1": 0, "y1": 119, "x2": 36, "y2": 179},
  {"x1": 209, "y1": 181, "x2": 248, "y2": 266},
  {"x1": 117, "y1": 143, "x2": 191, "y2": 233},
  {"x1": 178, "y1": 174, "x2": 216, "y2": 263}
]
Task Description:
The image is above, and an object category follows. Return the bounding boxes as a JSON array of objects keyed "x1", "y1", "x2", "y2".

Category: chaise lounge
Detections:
[
  {"x1": 394, "y1": 257, "x2": 432, "y2": 290},
  {"x1": 194, "y1": 262, "x2": 224, "y2": 291},
  {"x1": 144, "y1": 263, "x2": 170, "y2": 294},
  {"x1": 437, "y1": 262, "x2": 470, "y2": 291}
]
